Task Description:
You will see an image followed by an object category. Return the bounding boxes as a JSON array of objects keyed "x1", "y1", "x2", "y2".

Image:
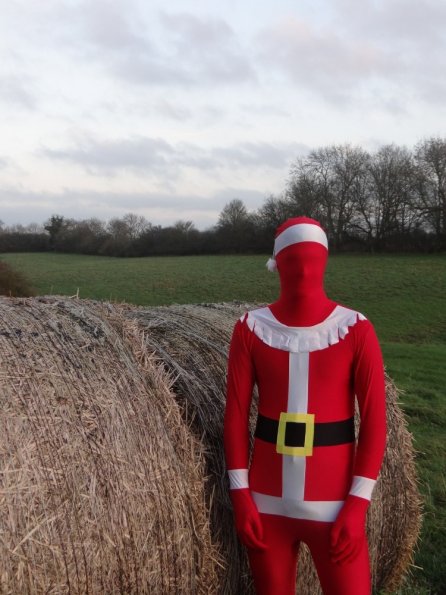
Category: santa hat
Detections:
[{"x1": 266, "y1": 217, "x2": 328, "y2": 272}]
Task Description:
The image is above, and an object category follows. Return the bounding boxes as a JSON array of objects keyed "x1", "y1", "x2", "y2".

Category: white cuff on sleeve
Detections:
[
  {"x1": 349, "y1": 475, "x2": 376, "y2": 500},
  {"x1": 228, "y1": 468, "x2": 249, "y2": 490}
]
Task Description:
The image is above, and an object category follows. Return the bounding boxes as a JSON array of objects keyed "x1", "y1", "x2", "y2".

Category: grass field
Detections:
[{"x1": 1, "y1": 251, "x2": 445, "y2": 594}]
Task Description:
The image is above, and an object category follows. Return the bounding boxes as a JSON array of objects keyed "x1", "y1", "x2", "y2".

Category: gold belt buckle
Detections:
[{"x1": 276, "y1": 412, "x2": 315, "y2": 456}]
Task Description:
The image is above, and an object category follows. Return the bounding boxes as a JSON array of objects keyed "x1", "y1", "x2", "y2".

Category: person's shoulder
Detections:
[
  {"x1": 231, "y1": 305, "x2": 271, "y2": 345},
  {"x1": 237, "y1": 305, "x2": 270, "y2": 325},
  {"x1": 334, "y1": 302, "x2": 376, "y2": 342},
  {"x1": 334, "y1": 302, "x2": 369, "y2": 323}
]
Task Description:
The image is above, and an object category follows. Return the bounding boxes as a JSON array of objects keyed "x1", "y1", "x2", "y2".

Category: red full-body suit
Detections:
[{"x1": 223, "y1": 217, "x2": 387, "y2": 595}]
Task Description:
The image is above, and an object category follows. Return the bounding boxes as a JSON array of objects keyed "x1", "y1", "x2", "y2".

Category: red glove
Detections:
[
  {"x1": 229, "y1": 488, "x2": 268, "y2": 551},
  {"x1": 329, "y1": 494, "x2": 369, "y2": 565}
]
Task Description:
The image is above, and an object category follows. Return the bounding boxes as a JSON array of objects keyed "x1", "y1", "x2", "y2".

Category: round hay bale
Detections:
[
  {"x1": 0, "y1": 296, "x2": 221, "y2": 594},
  {"x1": 127, "y1": 301, "x2": 423, "y2": 595}
]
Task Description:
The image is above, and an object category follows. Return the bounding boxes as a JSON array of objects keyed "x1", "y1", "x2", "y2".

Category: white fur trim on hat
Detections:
[
  {"x1": 274, "y1": 223, "x2": 328, "y2": 256},
  {"x1": 266, "y1": 257, "x2": 277, "y2": 272}
]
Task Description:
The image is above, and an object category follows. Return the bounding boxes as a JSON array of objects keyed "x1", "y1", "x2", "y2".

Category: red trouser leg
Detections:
[
  {"x1": 246, "y1": 514, "x2": 371, "y2": 595},
  {"x1": 298, "y1": 519, "x2": 371, "y2": 595},
  {"x1": 247, "y1": 514, "x2": 300, "y2": 595}
]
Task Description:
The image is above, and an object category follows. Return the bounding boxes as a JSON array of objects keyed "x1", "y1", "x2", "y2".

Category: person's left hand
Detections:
[{"x1": 329, "y1": 494, "x2": 369, "y2": 565}]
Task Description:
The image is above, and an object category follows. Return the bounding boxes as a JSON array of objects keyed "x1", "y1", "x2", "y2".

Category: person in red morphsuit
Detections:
[{"x1": 223, "y1": 217, "x2": 387, "y2": 595}]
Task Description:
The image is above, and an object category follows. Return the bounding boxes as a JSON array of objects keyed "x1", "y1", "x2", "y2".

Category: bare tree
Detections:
[
  {"x1": 414, "y1": 137, "x2": 446, "y2": 241},
  {"x1": 217, "y1": 199, "x2": 256, "y2": 252},
  {"x1": 217, "y1": 199, "x2": 250, "y2": 229},
  {"x1": 25, "y1": 222, "x2": 45, "y2": 233},
  {"x1": 122, "y1": 213, "x2": 151, "y2": 240},
  {"x1": 284, "y1": 164, "x2": 325, "y2": 222},
  {"x1": 352, "y1": 145, "x2": 418, "y2": 248},
  {"x1": 287, "y1": 145, "x2": 369, "y2": 249},
  {"x1": 173, "y1": 220, "x2": 195, "y2": 234}
]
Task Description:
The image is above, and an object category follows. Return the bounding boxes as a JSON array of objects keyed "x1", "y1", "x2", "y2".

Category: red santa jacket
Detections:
[{"x1": 223, "y1": 304, "x2": 387, "y2": 522}]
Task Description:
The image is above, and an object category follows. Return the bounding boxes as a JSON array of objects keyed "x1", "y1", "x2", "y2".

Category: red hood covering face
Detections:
[
  {"x1": 269, "y1": 217, "x2": 336, "y2": 326},
  {"x1": 276, "y1": 241, "x2": 328, "y2": 297}
]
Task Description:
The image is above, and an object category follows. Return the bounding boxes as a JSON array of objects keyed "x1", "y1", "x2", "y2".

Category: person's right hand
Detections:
[
  {"x1": 329, "y1": 494, "x2": 369, "y2": 565},
  {"x1": 229, "y1": 488, "x2": 268, "y2": 551}
]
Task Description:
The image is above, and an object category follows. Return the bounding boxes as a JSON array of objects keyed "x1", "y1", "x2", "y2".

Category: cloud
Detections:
[
  {"x1": 158, "y1": 11, "x2": 257, "y2": 85},
  {"x1": 99, "y1": 97, "x2": 228, "y2": 125},
  {"x1": 73, "y1": 0, "x2": 149, "y2": 52},
  {"x1": 255, "y1": 1, "x2": 446, "y2": 106},
  {"x1": 333, "y1": 0, "x2": 446, "y2": 48},
  {"x1": 0, "y1": 74, "x2": 36, "y2": 109},
  {"x1": 256, "y1": 18, "x2": 397, "y2": 104},
  {"x1": 239, "y1": 103, "x2": 290, "y2": 118},
  {"x1": 105, "y1": 10, "x2": 257, "y2": 87},
  {"x1": 209, "y1": 142, "x2": 306, "y2": 168},
  {"x1": 152, "y1": 99, "x2": 192, "y2": 121},
  {"x1": 0, "y1": 185, "x2": 269, "y2": 229},
  {"x1": 109, "y1": 51, "x2": 194, "y2": 87},
  {"x1": 160, "y1": 11, "x2": 236, "y2": 48},
  {"x1": 40, "y1": 135, "x2": 309, "y2": 176},
  {"x1": 0, "y1": 187, "x2": 211, "y2": 226},
  {"x1": 2, "y1": 0, "x2": 445, "y2": 113},
  {"x1": 41, "y1": 3, "x2": 257, "y2": 88},
  {"x1": 42, "y1": 136, "x2": 175, "y2": 176},
  {"x1": 52, "y1": 0, "x2": 188, "y2": 86}
]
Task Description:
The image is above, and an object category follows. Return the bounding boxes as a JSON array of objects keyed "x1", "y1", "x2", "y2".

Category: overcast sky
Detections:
[{"x1": 1, "y1": 0, "x2": 445, "y2": 230}]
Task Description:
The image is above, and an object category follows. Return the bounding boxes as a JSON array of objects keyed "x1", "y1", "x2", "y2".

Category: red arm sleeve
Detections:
[
  {"x1": 351, "y1": 319, "x2": 387, "y2": 483},
  {"x1": 331, "y1": 318, "x2": 387, "y2": 556},
  {"x1": 223, "y1": 316, "x2": 256, "y2": 474}
]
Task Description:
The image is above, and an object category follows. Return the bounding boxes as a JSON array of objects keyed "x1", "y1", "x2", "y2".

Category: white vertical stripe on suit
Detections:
[{"x1": 282, "y1": 351, "x2": 309, "y2": 500}]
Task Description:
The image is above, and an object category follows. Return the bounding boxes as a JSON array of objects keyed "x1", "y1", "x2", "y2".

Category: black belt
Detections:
[{"x1": 255, "y1": 413, "x2": 355, "y2": 448}]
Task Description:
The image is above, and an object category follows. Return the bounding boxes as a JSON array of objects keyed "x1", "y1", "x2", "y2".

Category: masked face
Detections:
[
  {"x1": 276, "y1": 241, "x2": 328, "y2": 294},
  {"x1": 270, "y1": 217, "x2": 329, "y2": 296}
]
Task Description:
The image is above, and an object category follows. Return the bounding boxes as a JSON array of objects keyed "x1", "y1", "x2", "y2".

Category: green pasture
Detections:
[{"x1": 1, "y1": 251, "x2": 445, "y2": 594}]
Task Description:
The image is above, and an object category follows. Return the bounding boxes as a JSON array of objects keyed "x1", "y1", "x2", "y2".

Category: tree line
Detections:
[{"x1": 1, "y1": 137, "x2": 445, "y2": 256}]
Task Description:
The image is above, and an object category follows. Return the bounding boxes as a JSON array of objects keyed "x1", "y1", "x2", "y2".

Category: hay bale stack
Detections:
[
  {"x1": 0, "y1": 296, "x2": 221, "y2": 594},
  {"x1": 128, "y1": 302, "x2": 422, "y2": 595}
]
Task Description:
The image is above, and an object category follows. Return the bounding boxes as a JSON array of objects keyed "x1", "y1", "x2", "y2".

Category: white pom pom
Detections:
[{"x1": 266, "y1": 257, "x2": 277, "y2": 272}]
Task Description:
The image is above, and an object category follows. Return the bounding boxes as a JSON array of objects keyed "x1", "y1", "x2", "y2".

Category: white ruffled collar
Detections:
[{"x1": 242, "y1": 305, "x2": 366, "y2": 353}]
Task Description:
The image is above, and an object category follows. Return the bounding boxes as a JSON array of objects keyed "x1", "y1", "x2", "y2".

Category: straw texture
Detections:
[{"x1": 0, "y1": 296, "x2": 221, "y2": 594}]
